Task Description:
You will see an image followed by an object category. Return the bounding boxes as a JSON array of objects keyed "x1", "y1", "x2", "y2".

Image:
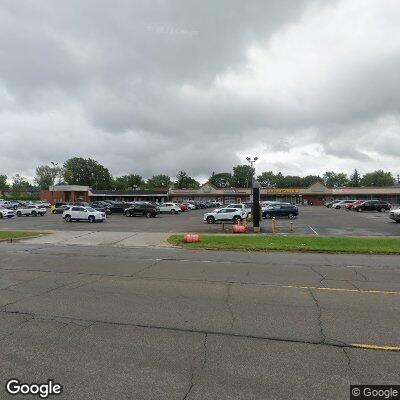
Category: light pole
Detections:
[
  {"x1": 246, "y1": 156, "x2": 260, "y2": 232},
  {"x1": 50, "y1": 161, "x2": 58, "y2": 205}
]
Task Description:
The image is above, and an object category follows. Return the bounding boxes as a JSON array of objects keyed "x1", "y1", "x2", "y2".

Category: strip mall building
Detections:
[{"x1": 41, "y1": 182, "x2": 400, "y2": 206}]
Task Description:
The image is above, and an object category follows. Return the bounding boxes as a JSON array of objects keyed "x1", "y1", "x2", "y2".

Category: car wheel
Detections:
[
  {"x1": 16, "y1": 211, "x2": 22, "y2": 217},
  {"x1": 288, "y1": 213, "x2": 294, "y2": 219},
  {"x1": 206, "y1": 216, "x2": 215, "y2": 224},
  {"x1": 40, "y1": 213, "x2": 45, "y2": 216},
  {"x1": 264, "y1": 213, "x2": 271, "y2": 219},
  {"x1": 31, "y1": 211, "x2": 37, "y2": 216},
  {"x1": 52, "y1": 209, "x2": 56, "y2": 214},
  {"x1": 174, "y1": 210, "x2": 179, "y2": 214},
  {"x1": 380, "y1": 207, "x2": 386, "y2": 212},
  {"x1": 145, "y1": 212, "x2": 152, "y2": 218},
  {"x1": 88, "y1": 215, "x2": 95, "y2": 223},
  {"x1": 170, "y1": 209, "x2": 175, "y2": 214},
  {"x1": 357, "y1": 208, "x2": 362, "y2": 212},
  {"x1": 232, "y1": 216, "x2": 241, "y2": 223},
  {"x1": 65, "y1": 215, "x2": 72, "y2": 222}
]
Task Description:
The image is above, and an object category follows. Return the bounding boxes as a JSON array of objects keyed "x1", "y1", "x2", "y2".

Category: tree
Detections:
[
  {"x1": 63, "y1": 157, "x2": 112, "y2": 190},
  {"x1": 209, "y1": 172, "x2": 232, "y2": 188},
  {"x1": 257, "y1": 171, "x2": 276, "y2": 187},
  {"x1": 349, "y1": 169, "x2": 361, "y2": 187},
  {"x1": 300, "y1": 175, "x2": 324, "y2": 188},
  {"x1": 360, "y1": 170, "x2": 395, "y2": 187},
  {"x1": 112, "y1": 174, "x2": 143, "y2": 190},
  {"x1": 145, "y1": 174, "x2": 171, "y2": 188},
  {"x1": 174, "y1": 171, "x2": 200, "y2": 189},
  {"x1": 231, "y1": 165, "x2": 254, "y2": 188},
  {"x1": 11, "y1": 174, "x2": 30, "y2": 197},
  {"x1": 281, "y1": 175, "x2": 303, "y2": 188},
  {"x1": 323, "y1": 171, "x2": 349, "y2": 188},
  {"x1": 34, "y1": 164, "x2": 62, "y2": 190},
  {"x1": 0, "y1": 175, "x2": 9, "y2": 195}
]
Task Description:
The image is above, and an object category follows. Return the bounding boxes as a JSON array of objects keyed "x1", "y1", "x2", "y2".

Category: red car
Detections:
[
  {"x1": 179, "y1": 203, "x2": 189, "y2": 212},
  {"x1": 345, "y1": 200, "x2": 363, "y2": 210}
]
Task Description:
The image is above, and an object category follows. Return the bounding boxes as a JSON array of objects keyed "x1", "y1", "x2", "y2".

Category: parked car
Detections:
[
  {"x1": 36, "y1": 200, "x2": 51, "y2": 207},
  {"x1": 181, "y1": 202, "x2": 196, "y2": 210},
  {"x1": 52, "y1": 205, "x2": 71, "y2": 214},
  {"x1": 107, "y1": 202, "x2": 129, "y2": 213},
  {"x1": 0, "y1": 206, "x2": 15, "y2": 219},
  {"x1": 262, "y1": 202, "x2": 291, "y2": 211},
  {"x1": 262, "y1": 204, "x2": 299, "y2": 219},
  {"x1": 158, "y1": 202, "x2": 181, "y2": 214},
  {"x1": 331, "y1": 200, "x2": 358, "y2": 209},
  {"x1": 389, "y1": 208, "x2": 400, "y2": 223},
  {"x1": 225, "y1": 203, "x2": 252, "y2": 217},
  {"x1": 203, "y1": 208, "x2": 247, "y2": 224},
  {"x1": 179, "y1": 203, "x2": 189, "y2": 212},
  {"x1": 345, "y1": 200, "x2": 364, "y2": 210},
  {"x1": 210, "y1": 201, "x2": 223, "y2": 207},
  {"x1": 353, "y1": 200, "x2": 391, "y2": 212},
  {"x1": 324, "y1": 200, "x2": 335, "y2": 208},
  {"x1": 89, "y1": 202, "x2": 112, "y2": 215},
  {"x1": 124, "y1": 203, "x2": 158, "y2": 218},
  {"x1": 16, "y1": 205, "x2": 47, "y2": 217},
  {"x1": 0, "y1": 200, "x2": 20, "y2": 210},
  {"x1": 63, "y1": 206, "x2": 106, "y2": 223}
]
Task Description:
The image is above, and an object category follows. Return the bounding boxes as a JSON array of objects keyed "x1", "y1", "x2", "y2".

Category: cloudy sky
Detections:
[{"x1": 1, "y1": 0, "x2": 400, "y2": 182}]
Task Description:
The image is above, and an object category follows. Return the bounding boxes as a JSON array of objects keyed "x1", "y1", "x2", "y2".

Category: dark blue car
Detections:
[{"x1": 262, "y1": 204, "x2": 299, "y2": 219}]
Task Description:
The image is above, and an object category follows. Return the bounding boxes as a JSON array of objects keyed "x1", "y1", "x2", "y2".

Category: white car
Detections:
[
  {"x1": 185, "y1": 202, "x2": 196, "y2": 210},
  {"x1": 389, "y1": 208, "x2": 400, "y2": 223},
  {"x1": 16, "y1": 205, "x2": 47, "y2": 217},
  {"x1": 0, "y1": 200, "x2": 20, "y2": 210},
  {"x1": 225, "y1": 203, "x2": 251, "y2": 216},
  {"x1": 36, "y1": 201, "x2": 51, "y2": 207},
  {"x1": 158, "y1": 202, "x2": 181, "y2": 214},
  {"x1": 0, "y1": 206, "x2": 15, "y2": 219},
  {"x1": 63, "y1": 206, "x2": 106, "y2": 223},
  {"x1": 203, "y1": 208, "x2": 247, "y2": 224}
]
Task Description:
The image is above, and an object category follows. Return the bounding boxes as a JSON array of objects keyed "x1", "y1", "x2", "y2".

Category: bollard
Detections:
[
  {"x1": 289, "y1": 221, "x2": 294, "y2": 232},
  {"x1": 183, "y1": 233, "x2": 200, "y2": 243},
  {"x1": 272, "y1": 217, "x2": 277, "y2": 233}
]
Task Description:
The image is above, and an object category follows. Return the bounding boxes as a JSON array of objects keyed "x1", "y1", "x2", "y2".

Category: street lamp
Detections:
[
  {"x1": 50, "y1": 161, "x2": 59, "y2": 205},
  {"x1": 245, "y1": 157, "x2": 261, "y2": 232},
  {"x1": 246, "y1": 156, "x2": 258, "y2": 189}
]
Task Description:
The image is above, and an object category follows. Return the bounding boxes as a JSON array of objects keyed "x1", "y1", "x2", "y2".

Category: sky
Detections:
[{"x1": 1, "y1": 0, "x2": 400, "y2": 183}]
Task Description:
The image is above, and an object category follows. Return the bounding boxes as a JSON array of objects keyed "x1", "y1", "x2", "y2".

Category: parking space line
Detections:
[{"x1": 308, "y1": 226, "x2": 319, "y2": 235}]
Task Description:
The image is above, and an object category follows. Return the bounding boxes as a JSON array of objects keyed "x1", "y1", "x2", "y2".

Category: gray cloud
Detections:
[{"x1": 0, "y1": 0, "x2": 400, "y2": 182}]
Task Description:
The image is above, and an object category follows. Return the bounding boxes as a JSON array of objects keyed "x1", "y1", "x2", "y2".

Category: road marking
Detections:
[
  {"x1": 351, "y1": 343, "x2": 400, "y2": 352},
  {"x1": 282, "y1": 284, "x2": 400, "y2": 295},
  {"x1": 308, "y1": 226, "x2": 319, "y2": 235}
]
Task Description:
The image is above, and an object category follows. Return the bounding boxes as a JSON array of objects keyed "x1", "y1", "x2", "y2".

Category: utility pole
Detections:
[
  {"x1": 50, "y1": 161, "x2": 59, "y2": 206},
  {"x1": 246, "y1": 157, "x2": 260, "y2": 232}
]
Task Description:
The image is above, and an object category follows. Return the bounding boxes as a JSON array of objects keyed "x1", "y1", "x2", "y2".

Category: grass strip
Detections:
[
  {"x1": 168, "y1": 234, "x2": 400, "y2": 254},
  {"x1": 0, "y1": 231, "x2": 43, "y2": 240}
]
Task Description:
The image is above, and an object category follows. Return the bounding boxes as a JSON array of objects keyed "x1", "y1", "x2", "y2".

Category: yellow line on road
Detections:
[
  {"x1": 351, "y1": 343, "x2": 400, "y2": 352},
  {"x1": 280, "y1": 284, "x2": 400, "y2": 295}
]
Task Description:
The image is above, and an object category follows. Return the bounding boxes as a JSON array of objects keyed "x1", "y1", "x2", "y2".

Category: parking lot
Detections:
[{"x1": 0, "y1": 206, "x2": 399, "y2": 236}]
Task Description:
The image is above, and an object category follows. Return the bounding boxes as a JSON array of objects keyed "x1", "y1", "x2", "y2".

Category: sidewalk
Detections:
[{"x1": 20, "y1": 230, "x2": 172, "y2": 248}]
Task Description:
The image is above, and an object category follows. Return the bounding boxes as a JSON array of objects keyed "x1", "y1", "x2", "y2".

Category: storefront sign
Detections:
[{"x1": 265, "y1": 188, "x2": 299, "y2": 194}]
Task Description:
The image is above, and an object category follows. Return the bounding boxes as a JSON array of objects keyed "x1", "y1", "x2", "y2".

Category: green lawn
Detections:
[
  {"x1": 0, "y1": 231, "x2": 42, "y2": 240},
  {"x1": 168, "y1": 234, "x2": 400, "y2": 254}
]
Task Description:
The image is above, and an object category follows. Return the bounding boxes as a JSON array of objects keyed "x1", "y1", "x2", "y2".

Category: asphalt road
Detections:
[
  {"x1": 0, "y1": 242, "x2": 399, "y2": 399},
  {"x1": 1, "y1": 206, "x2": 399, "y2": 236}
]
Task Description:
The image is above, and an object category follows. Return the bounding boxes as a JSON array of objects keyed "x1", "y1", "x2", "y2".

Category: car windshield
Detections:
[{"x1": 86, "y1": 207, "x2": 97, "y2": 212}]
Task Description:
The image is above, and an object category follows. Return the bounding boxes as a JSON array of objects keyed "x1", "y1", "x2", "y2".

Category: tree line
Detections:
[{"x1": 0, "y1": 157, "x2": 398, "y2": 197}]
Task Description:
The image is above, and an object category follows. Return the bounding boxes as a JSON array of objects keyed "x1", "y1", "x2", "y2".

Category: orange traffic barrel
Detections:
[
  {"x1": 183, "y1": 233, "x2": 200, "y2": 243},
  {"x1": 232, "y1": 225, "x2": 247, "y2": 233}
]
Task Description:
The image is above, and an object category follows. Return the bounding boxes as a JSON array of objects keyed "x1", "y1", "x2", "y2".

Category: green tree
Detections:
[
  {"x1": 257, "y1": 171, "x2": 276, "y2": 187},
  {"x1": 145, "y1": 174, "x2": 171, "y2": 188},
  {"x1": 300, "y1": 175, "x2": 324, "y2": 188},
  {"x1": 174, "y1": 171, "x2": 200, "y2": 189},
  {"x1": 209, "y1": 172, "x2": 232, "y2": 188},
  {"x1": 323, "y1": 171, "x2": 349, "y2": 188},
  {"x1": 349, "y1": 169, "x2": 361, "y2": 187},
  {"x1": 0, "y1": 175, "x2": 9, "y2": 196},
  {"x1": 231, "y1": 165, "x2": 254, "y2": 188},
  {"x1": 112, "y1": 174, "x2": 143, "y2": 190},
  {"x1": 281, "y1": 175, "x2": 303, "y2": 188},
  {"x1": 11, "y1": 174, "x2": 30, "y2": 197},
  {"x1": 34, "y1": 164, "x2": 62, "y2": 190},
  {"x1": 360, "y1": 170, "x2": 395, "y2": 187},
  {"x1": 63, "y1": 158, "x2": 112, "y2": 190}
]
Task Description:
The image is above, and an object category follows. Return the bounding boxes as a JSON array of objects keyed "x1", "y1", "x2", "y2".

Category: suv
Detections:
[
  {"x1": 203, "y1": 208, "x2": 247, "y2": 224},
  {"x1": 63, "y1": 206, "x2": 106, "y2": 223},
  {"x1": 0, "y1": 206, "x2": 15, "y2": 219},
  {"x1": 353, "y1": 200, "x2": 391, "y2": 212},
  {"x1": 158, "y1": 203, "x2": 181, "y2": 214},
  {"x1": 16, "y1": 205, "x2": 47, "y2": 217},
  {"x1": 124, "y1": 203, "x2": 158, "y2": 218},
  {"x1": 262, "y1": 204, "x2": 298, "y2": 219}
]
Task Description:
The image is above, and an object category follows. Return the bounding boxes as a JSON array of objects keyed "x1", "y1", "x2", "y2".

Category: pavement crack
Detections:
[
  {"x1": 308, "y1": 289, "x2": 326, "y2": 344},
  {"x1": 225, "y1": 283, "x2": 236, "y2": 330},
  {"x1": 342, "y1": 348, "x2": 360, "y2": 383},
  {"x1": 310, "y1": 266, "x2": 326, "y2": 287}
]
